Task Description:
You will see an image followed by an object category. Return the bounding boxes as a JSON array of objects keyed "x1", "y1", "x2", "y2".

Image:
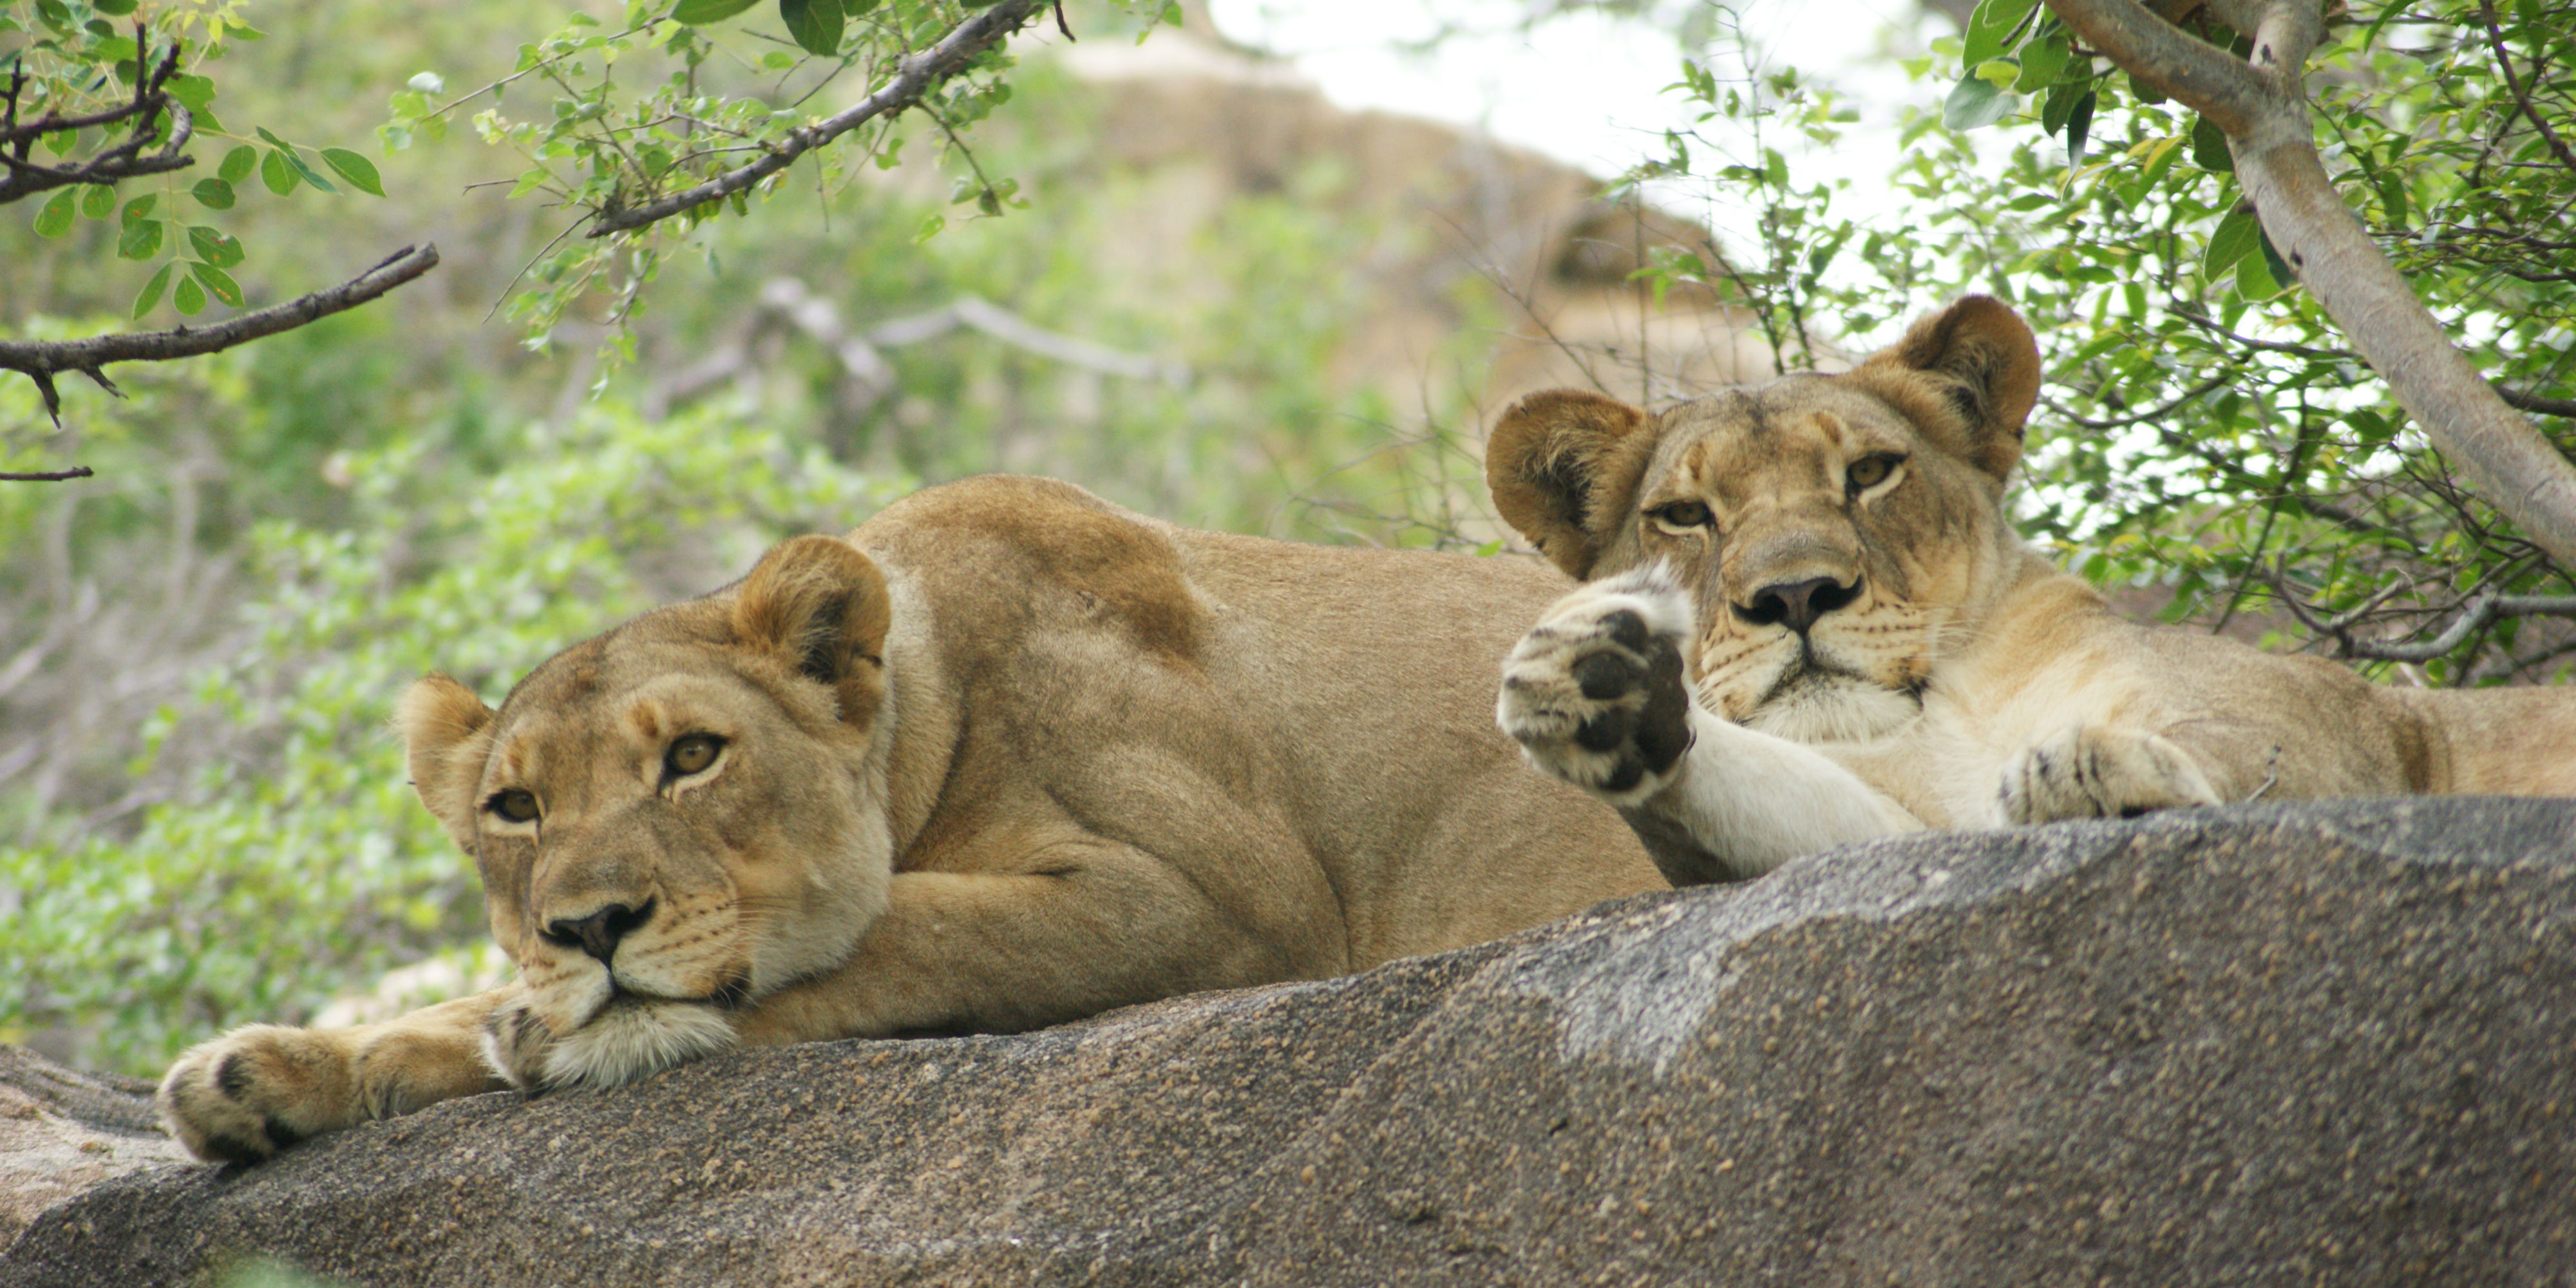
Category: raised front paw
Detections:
[
  {"x1": 1998, "y1": 723, "x2": 2222, "y2": 825},
  {"x1": 1498, "y1": 565, "x2": 1696, "y2": 806}
]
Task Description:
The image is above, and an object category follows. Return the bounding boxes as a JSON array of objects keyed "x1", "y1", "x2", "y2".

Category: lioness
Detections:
[
  {"x1": 159, "y1": 475, "x2": 1662, "y2": 1162},
  {"x1": 1492, "y1": 296, "x2": 2576, "y2": 885}
]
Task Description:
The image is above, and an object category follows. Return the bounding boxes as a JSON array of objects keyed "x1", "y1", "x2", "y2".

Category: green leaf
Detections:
[
  {"x1": 2203, "y1": 209, "x2": 2260, "y2": 279},
  {"x1": 80, "y1": 184, "x2": 115, "y2": 219},
  {"x1": 91, "y1": 0, "x2": 135, "y2": 14},
  {"x1": 2012, "y1": 32, "x2": 2069, "y2": 92},
  {"x1": 188, "y1": 225, "x2": 245, "y2": 268},
  {"x1": 173, "y1": 273, "x2": 207, "y2": 316},
  {"x1": 33, "y1": 189, "x2": 75, "y2": 238},
  {"x1": 671, "y1": 0, "x2": 761, "y2": 21},
  {"x1": 191, "y1": 177, "x2": 236, "y2": 210},
  {"x1": 2127, "y1": 70, "x2": 2166, "y2": 107},
  {"x1": 164, "y1": 74, "x2": 216, "y2": 112},
  {"x1": 321, "y1": 148, "x2": 385, "y2": 196},
  {"x1": 779, "y1": 0, "x2": 842, "y2": 57},
  {"x1": 260, "y1": 148, "x2": 301, "y2": 195},
  {"x1": 131, "y1": 263, "x2": 173, "y2": 318},
  {"x1": 2375, "y1": 171, "x2": 2408, "y2": 228},
  {"x1": 1962, "y1": 0, "x2": 2040, "y2": 68},
  {"x1": 2255, "y1": 227, "x2": 2296, "y2": 292},
  {"x1": 1943, "y1": 76, "x2": 2016, "y2": 131},
  {"x1": 218, "y1": 145, "x2": 257, "y2": 185},
  {"x1": 120, "y1": 194, "x2": 156, "y2": 222},
  {"x1": 2190, "y1": 113, "x2": 2231, "y2": 172},
  {"x1": 117, "y1": 215, "x2": 163, "y2": 261},
  {"x1": 2065, "y1": 89, "x2": 2096, "y2": 164},
  {"x1": 188, "y1": 262, "x2": 244, "y2": 308},
  {"x1": 2041, "y1": 77, "x2": 2090, "y2": 137}
]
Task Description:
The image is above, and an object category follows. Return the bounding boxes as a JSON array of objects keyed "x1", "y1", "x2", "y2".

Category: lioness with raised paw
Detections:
[
  {"x1": 159, "y1": 475, "x2": 1662, "y2": 1163},
  {"x1": 1492, "y1": 296, "x2": 2576, "y2": 886}
]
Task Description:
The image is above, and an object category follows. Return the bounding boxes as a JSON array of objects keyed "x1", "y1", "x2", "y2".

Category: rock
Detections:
[
  {"x1": 0, "y1": 1048, "x2": 187, "y2": 1253},
  {"x1": 6, "y1": 797, "x2": 2575, "y2": 1285}
]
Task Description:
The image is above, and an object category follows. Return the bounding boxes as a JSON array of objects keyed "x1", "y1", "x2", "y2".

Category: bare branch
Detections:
[
  {"x1": 2045, "y1": 0, "x2": 2267, "y2": 132},
  {"x1": 0, "y1": 29, "x2": 193, "y2": 206},
  {"x1": 585, "y1": 0, "x2": 1051, "y2": 238},
  {"x1": 0, "y1": 244, "x2": 440, "y2": 424},
  {"x1": 2499, "y1": 386, "x2": 2576, "y2": 419},
  {"x1": 0, "y1": 466, "x2": 93, "y2": 483},
  {"x1": 2476, "y1": 0, "x2": 2576, "y2": 179},
  {"x1": 2343, "y1": 593, "x2": 2576, "y2": 663}
]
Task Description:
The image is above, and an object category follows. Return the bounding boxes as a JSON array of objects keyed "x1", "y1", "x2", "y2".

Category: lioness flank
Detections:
[
  {"x1": 1491, "y1": 296, "x2": 2576, "y2": 886},
  {"x1": 159, "y1": 475, "x2": 1662, "y2": 1162}
]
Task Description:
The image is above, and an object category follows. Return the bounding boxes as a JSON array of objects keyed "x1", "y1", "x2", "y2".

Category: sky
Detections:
[{"x1": 1205, "y1": 0, "x2": 1949, "y2": 184}]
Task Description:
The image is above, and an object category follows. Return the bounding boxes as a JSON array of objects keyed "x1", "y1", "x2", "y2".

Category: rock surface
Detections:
[
  {"x1": 0, "y1": 1047, "x2": 186, "y2": 1253},
  {"x1": 6, "y1": 798, "x2": 2575, "y2": 1286}
]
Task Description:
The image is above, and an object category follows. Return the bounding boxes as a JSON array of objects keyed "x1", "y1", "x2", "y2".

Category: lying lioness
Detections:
[
  {"x1": 159, "y1": 475, "x2": 1662, "y2": 1162},
  {"x1": 1492, "y1": 296, "x2": 2576, "y2": 885}
]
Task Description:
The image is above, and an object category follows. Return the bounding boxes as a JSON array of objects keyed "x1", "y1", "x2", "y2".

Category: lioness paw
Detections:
[
  {"x1": 157, "y1": 1025, "x2": 364, "y2": 1164},
  {"x1": 482, "y1": 993, "x2": 737, "y2": 1092},
  {"x1": 1998, "y1": 723, "x2": 2222, "y2": 826},
  {"x1": 1499, "y1": 566, "x2": 1696, "y2": 806}
]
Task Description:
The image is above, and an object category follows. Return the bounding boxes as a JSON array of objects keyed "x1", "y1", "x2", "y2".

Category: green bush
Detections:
[{"x1": 0, "y1": 397, "x2": 902, "y2": 1075}]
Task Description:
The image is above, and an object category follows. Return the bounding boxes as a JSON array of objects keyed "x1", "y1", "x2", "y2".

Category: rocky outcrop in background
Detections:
[{"x1": 5, "y1": 799, "x2": 2573, "y2": 1285}]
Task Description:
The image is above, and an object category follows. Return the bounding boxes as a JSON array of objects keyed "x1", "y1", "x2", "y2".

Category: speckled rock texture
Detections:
[
  {"x1": 6, "y1": 798, "x2": 2574, "y2": 1286},
  {"x1": 0, "y1": 1046, "x2": 185, "y2": 1252}
]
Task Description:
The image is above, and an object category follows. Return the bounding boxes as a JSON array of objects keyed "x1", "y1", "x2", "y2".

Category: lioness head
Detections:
[
  {"x1": 395, "y1": 535, "x2": 897, "y2": 1087},
  {"x1": 1488, "y1": 296, "x2": 2042, "y2": 744}
]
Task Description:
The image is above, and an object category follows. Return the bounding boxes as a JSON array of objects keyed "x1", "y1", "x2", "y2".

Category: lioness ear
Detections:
[
  {"x1": 1487, "y1": 389, "x2": 1658, "y2": 581},
  {"x1": 1856, "y1": 296, "x2": 2040, "y2": 480},
  {"x1": 732, "y1": 535, "x2": 893, "y2": 724},
  {"x1": 397, "y1": 673, "x2": 495, "y2": 850}
]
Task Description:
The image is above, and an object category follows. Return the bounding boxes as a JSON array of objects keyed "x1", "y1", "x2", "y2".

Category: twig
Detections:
[
  {"x1": 0, "y1": 244, "x2": 440, "y2": 424},
  {"x1": 585, "y1": 0, "x2": 1050, "y2": 237},
  {"x1": 2499, "y1": 386, "x2": 2576, "y2": 418},
  {"x1": 0, "y1": 25, "x2": 192, "y2": 206},
  {"x1": 0, "y1": 466, "x2": 92, "y2": 483},
  {"x1": 2476, "y1": 0, "x2": 2576, "y2": 179}
]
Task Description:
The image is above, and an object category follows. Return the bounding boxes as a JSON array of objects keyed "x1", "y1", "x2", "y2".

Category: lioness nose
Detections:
[
  {"x1": 1736, "y1": 576, "x2": 1860, "y2": 635},
  {"x1": 543, "y1": 899, "x2": 654, "y2": 965}
]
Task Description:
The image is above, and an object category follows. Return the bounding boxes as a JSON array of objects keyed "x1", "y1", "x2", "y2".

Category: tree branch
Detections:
[
  {"x1": 2047, "y1": 0, "x2": 2576, "y2": 572},
  {"x1": 2045, "y1": 0, "x2": 2267, "y2": 132},
  {"x1": 0, "y1": 466, "x2": 93, "y2": 483},
  {"x1": 0, "y1": 244, "x2": 440, "y2": 425},
  {"x1": 0, "y1": 28, "x2": 193, "y2": 207},
  {"x1": 584, "y1": 0, "x2": 1051, "y2": 238},
  {"x1": 2499, "y1": 386, "x2": 2576, "y2": 418},
  {"x1": 2476, "y1": 0, "x2": 2576, "y2": 178}
]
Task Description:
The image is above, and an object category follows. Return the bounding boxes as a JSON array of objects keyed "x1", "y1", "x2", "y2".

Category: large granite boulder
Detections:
[
  {"x1": 0, "y1": 1048, "x2": 186, "y2": 1252},
  {"x1": 5, "y1": 798, "x2": 2573, "y2": 1285}
]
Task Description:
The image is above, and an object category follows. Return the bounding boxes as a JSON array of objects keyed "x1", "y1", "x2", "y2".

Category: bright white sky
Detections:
[{"x1": 1207, "y1": 0, "x2": 1947, "y2": 187}]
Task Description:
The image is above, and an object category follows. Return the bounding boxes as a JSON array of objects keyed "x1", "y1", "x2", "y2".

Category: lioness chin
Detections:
[
  {"x1": 1491, "y1": 296, "x2": 2576, "y2": 886},
  {"x1": 158, "y1": 475, "x2": 1662, "y2": 1163}
]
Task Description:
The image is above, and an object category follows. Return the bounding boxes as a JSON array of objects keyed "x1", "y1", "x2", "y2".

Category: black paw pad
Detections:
[
  {"x1": 1634, "y1": 644, "x2": 1690, "y2": 773},
  {"x1": 1602, "y1": 609, "x2": 1653, "y2": 653},
  {"x1": 1575, "y1": 705, "x2": 1636, "y2": 752},
  {"x1": 1572, "y1": 649, "x2": 1643, "y2": 701}
]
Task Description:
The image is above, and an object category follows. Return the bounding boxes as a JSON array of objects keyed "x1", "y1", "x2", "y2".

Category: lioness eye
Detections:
[
  {"x1": 667, "y1": 734, "x2": 724, "y2": 777},
  {"x1": 1847, "y1": 453, "x2": 1904, "y2": 495},
  {"x1": 1650, "y1": 500, "x2": 1713, "y2": 529},
  {"x1": 487, "y1": 789, "x2": 539, "y2": 824}
]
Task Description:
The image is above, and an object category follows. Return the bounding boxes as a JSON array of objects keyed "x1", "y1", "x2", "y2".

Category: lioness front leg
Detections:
[
  {"x1": 158, "y1": 987, "x2": 515, "y2": 1163},
  {"x1": 1499, "y1": 567, "x2": 1920, "y2": 884},
  {"x1": 1997, "y1": 723, "x2": 2223, "y2": 824}
]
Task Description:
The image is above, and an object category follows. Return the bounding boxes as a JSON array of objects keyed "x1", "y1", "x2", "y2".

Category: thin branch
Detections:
[
  {"x1": 0, "y1": 466, "x2": 93, "y2": 483},
  {"x1": 2476, "y1": 0, "x2": 2576, "y2": 178},
  {"x1": 2045, "y1": 0, "x2": 2267, "y2": 132},
  {"x1": 0, "y1": 28, "x2": 192, "y2": 206},
  {"x1": 2342, "y1": 592, "x2": 2576, "y2": 663},
  {"x1": 585, "y1": 0, "x2": 1050, "y2": 238},
  {"x1": 2042, "y1": 374, "x2": 2232, "y2": 430},
  {"x1": 0, "y1": 244, "x2": 440, "y2": 424},
  {"x1": 2498, "y1": 386, "x2": 2576, "y2": 418}
]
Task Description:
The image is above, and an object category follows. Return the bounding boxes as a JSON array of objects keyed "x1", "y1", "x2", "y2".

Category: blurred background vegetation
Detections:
[{"x1": 4, "y1": 0, "x2": 2570, "y2": 1075}]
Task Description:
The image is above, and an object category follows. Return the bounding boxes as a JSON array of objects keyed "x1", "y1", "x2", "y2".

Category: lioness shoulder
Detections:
[
  {"x1": 157, "y1": 476, "x2": 1660, "y2": 1162},
  {"x1": 1489, "y1": 297, "x2": 2576, "y2": 885}
]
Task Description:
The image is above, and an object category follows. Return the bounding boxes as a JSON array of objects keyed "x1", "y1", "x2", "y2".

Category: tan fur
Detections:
[
  {"x1": 1490, "y1": 297, "x2": 2576, "y2": 883},
  {"x1": 156, "y1": 475, "x2": 1661, "y2": 1162}
]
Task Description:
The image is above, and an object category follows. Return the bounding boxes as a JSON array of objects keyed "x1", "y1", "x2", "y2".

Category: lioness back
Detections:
[
  {"x1": 156, "y1": 474, "x2": 1659, "y2": 1164},
  {"x1": 853, "y1": 475, "x2": 1662, "y2": 968}
]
